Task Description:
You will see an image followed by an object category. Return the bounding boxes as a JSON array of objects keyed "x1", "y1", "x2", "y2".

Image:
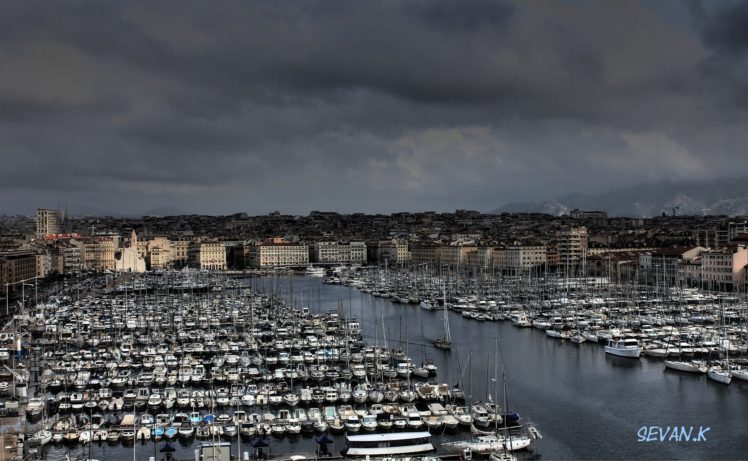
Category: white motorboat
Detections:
[
  {"x1": 361, "y1": 414, "x2": 378, "y2": 432},
  {"x1": 34, "y1": 430, "x2": 53, "y2": 446},
  {"x1": 510, "y1": 314, "x2": 532, "y2": 328},
  {"x1": 344, "y1": 415, "x2": 362, "y2": 433},
  {"x1": 406, "y1": 412, "x2": 424, "y2": 430},
  {"x1": 304, "y1": 266, "x2": 326, "y2": 277},
  {"x1": 137, "y1": 425, "x2": 151, "y2": 441},
  {"x1": 582, "y1": 332, "x2": 599, "y2": 343},
  {"x1": 419, "y1": 301, "x2": 434, "y2": 310},
  {"x1": 604, "y1": 338, "x2": 641, "y2": 358},
  {"x1": 26, "y1": 398, "x2": 46, "y2": 419},
  {"x1": 569, "y1": 333, "x2": 586, "y2": 344},
  {"x1": 79, "y1": 429, "x2": 93, "y2": 444}
]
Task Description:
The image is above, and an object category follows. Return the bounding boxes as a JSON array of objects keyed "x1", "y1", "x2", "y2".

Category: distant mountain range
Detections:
[{"x1": 495, "y1": 177, "x2": 748, "y2": 218}]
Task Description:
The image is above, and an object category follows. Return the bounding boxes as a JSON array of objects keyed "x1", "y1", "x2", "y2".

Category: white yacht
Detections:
[
  {"x1": 342, "y1": 431, "x2": 433, "y2": 457},
  {"x1": 510, "y1": 313, "x2": 532, "y2": 328},
  {"x1": 604, "y1": 338, "x2": 641, "y2": 358},
  {"x1": 26, "y1": 397, "x2": 46, "y2": 419}
]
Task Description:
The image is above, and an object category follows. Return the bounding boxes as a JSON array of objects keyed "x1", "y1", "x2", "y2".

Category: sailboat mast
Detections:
[
  {"x1": 494, "y1": 338, "x2": 499, "y2": 432},
  {"x1": 444, "y1": 282, "x2": 451, "y2": 343}
]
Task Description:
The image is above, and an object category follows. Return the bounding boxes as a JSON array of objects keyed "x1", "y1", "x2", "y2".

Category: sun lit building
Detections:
[
  {"x1": 115, "y1": 230, "x2": 146, "y2": 272},
  {"x1": 35, "y1": 208, "x2": 62, "y2": 237},
  {"x1": 188, "y1": 240, "x2": 228, "y2": 270},
  {"x1": 249, "y1": 237, "x2": 309, "y2": 268}
]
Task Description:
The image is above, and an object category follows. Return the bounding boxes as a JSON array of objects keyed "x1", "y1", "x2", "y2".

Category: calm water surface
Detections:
[{"x1": 46, "y1": 276, "x2": 748, "y2": 461}]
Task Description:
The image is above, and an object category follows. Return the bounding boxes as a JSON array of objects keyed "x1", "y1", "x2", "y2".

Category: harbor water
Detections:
[{"x1": 44, "y1": 275, "x2": 748, "y2": 461}]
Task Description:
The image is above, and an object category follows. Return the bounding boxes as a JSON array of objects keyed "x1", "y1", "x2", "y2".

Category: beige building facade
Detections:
[
  {"x1": 84, "y1": 237, "x2": 117, "y2": 272},
  {"x1": 558, "y1": 226, "x2": 588, "y2": 269},
  {"x1": 441, "y1": 245, "x2": 476, "y2": 268},
  {"x1": 189, "y1": 241, "x2": 227, "y2": 270},
  {"x1": 145, "y1": 237, "x2": 173, "y2": 270},
  {"x1": 378, "y1": 240, "x2": 410, "y2": 265},
  {"x1": 500, "y1": 245, "x2": 547, "y2": 272},
  {"x1": 249, "y1": 237, "x2": 309, "y2": 268},
  {"x1": 312, "y1": 241, "x2": 366, "y2": 264},
  {"x1": 170, "y1": 240, "x2": 190, "y2": 268},
  {"x1": 62, "y1": 241, "x2": 85, "y2": 274},
  {"x1": 700, "y1": 246, "x2": 748, "y2": 287},
  {"x1": 36, "y1": 208, "x2": 62, "y2": 237},
  {"x1": 410, "y1": 244, "x2": 442, "y2": 266}
]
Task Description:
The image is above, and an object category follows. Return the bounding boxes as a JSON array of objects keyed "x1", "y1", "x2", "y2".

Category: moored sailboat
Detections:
[{"x1": 434, "y1": 284, "x2": 452, "y2": 350}]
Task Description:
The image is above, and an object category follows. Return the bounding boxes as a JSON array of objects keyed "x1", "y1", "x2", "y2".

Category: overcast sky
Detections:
[{"x1": 1, "y1": 0, "x2": 747, "y2": 216}]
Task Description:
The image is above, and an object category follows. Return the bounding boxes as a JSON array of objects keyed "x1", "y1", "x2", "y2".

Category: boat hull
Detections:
[
  {"x1": 604, "y1": 346, "x2": 640, "y2": 358},
  {"x1": 664, "y1": 361, "x2": 706, "y2": 374}
]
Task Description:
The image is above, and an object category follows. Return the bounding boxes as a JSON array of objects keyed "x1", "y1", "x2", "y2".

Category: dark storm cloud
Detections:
[
  {"x1": 698, "y1": 1, "x2": 748, "y2": 55},
  {"x1": 403, "y1": 0, "x2": 515, "y2": 30},
  {"x1": 687, "y1": 0, "x2": 748, "y2": 110},
  {"x1": 1, "y1": 0, "x2": 747, "y2": 215}
]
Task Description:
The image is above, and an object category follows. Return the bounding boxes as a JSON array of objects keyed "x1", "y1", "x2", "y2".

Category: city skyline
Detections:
[{"x1": 2, "y1": 1, "x2": 748, "y2": 215}]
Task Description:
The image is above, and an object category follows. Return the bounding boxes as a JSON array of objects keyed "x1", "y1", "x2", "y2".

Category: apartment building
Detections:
[
  {"x1": 249, "y1": 237, "x2": 309, "y2": 268},
  {"x1": 311, "y1": 241, "x2": 366, "y2": 264},
  {"x1": 62, "y1": 241, "x2": 85, "y2": 274},
  {"x1": 36, "y1": 251, "x2": 54, "y2": 278},
  {"x1": 169, "y1": 240, "x2": 190, "y2": 268},
  {"x1": 507, "y1": 245, "x2": 547, "y2": 272},
  {"x1": 0, "y1": 250, "x2": 38, "y2": 295},
  {"x1": 410, "y1": 244, "x2": 442, "y2": 266},
  {"x1": 368, "y1": 240, "x2": 410, "y2": 265},
  {"x1": 700, "y1": 245, "x2": 748, "y2": 287},
  {"x1": 695, "y1": 222, "x2": 748, "y2": 249},
  {"x1": 558, "y1": 226, "x2": 588, "y2": 269},
  {"x1": 142, "y1": 237, "x2": 170, "y2": 270},
  {"x1": 35, "y1": 208, "x2": 62, "y2": 237},
  {"x1": 84, "y1": 237, "x2": 117, "y2": 272},
  {"x1": 188, "y1": 240, "x2": 227, "y2": 270},
  {"x1": 441, "y1": 245, "x2": 476, "y2": 268},
  {"x1": 639, "y1": 246, "x2": 704, "y2": 285}
]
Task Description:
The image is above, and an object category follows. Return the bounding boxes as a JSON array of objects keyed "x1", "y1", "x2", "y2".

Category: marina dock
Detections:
[{"x1": 3, "y1": 267, "x2": 746, "y2": 460}]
